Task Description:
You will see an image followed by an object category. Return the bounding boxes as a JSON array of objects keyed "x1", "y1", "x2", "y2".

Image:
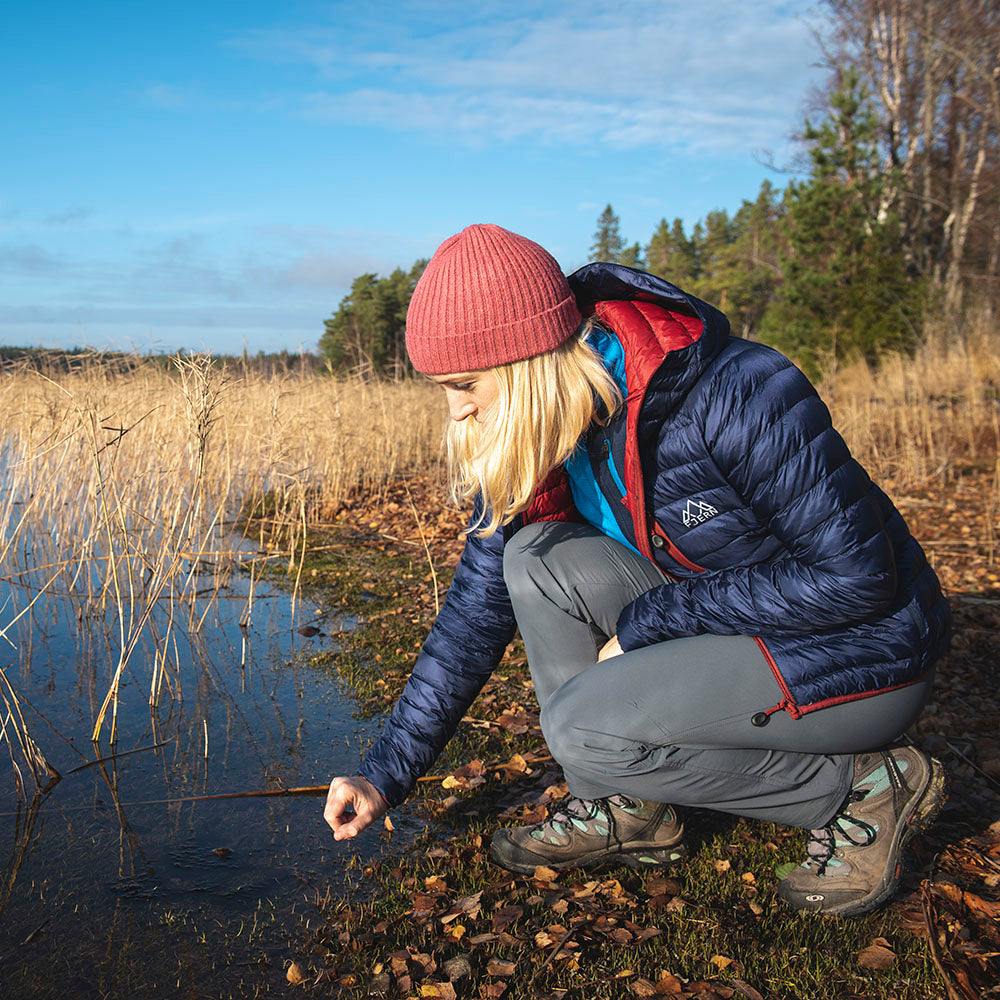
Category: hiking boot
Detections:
[
  {"x1": 490, "y1": 794, "x2": 685, "y2": 875},
  {"x1": 777, "y1": 744, "x2": 946, "y2": 917}
]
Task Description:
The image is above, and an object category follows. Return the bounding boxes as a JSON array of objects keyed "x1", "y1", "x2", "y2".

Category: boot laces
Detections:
[
  {"x1": 533, "y1": 794, "x2": 635, "y2": 846},
  {"x1": 807, "y1": 789, "x2": 878, "y2": 876}
]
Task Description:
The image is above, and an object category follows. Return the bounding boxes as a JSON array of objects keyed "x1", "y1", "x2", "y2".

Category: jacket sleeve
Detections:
[
  {"x1": 358, "y1": 501, "x2": 516, "y2": 806},
  {"x1": 617, "y1": 356, "x2": 898, "y2": 651}
]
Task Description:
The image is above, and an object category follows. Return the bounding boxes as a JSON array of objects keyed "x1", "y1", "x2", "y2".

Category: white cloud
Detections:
[{"x1": 230, "y1": 1, "x2": 823, "y2": 155}]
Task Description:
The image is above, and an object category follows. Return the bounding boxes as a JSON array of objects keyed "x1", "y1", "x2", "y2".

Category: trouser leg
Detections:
[{"x1": 503, "y1": 521, "x2": 933, "y2": 830}]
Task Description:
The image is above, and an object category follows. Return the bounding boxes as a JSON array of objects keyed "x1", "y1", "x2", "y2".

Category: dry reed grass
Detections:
[
  {"x1": 819, "y1": 318, "x2": 1000, "y2": 491},
  {"x1": 0, "y1": 356, "x2": 443, "y2": 783}
]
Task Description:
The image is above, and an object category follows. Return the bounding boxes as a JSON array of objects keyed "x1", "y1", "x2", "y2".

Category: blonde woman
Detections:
[{"x1": 325, "y1": 224, "x2": 949, "y2": 917}]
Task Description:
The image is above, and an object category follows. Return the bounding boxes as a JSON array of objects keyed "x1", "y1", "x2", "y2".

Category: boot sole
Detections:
[
  {"x1": 803, "y1": 754, "x2": 948, "y2": 918},
  {"x1": 490, "y1": 832, "x2": 687, "y2": 876}
]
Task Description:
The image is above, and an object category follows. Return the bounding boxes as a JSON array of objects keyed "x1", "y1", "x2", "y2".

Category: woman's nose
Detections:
[{"x1": 446, "y1": 392, "x2": 476, "y2": 422}]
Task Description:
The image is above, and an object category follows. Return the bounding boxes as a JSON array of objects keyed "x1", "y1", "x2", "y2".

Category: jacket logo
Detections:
[{"x1": 682, "y1": 499, "x2": 719, "y2": 527}]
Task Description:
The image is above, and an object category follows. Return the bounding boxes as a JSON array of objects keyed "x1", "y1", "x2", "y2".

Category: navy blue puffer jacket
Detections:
[{"x1": 359, "y1": 264, "x2": 950, "y2": 807}]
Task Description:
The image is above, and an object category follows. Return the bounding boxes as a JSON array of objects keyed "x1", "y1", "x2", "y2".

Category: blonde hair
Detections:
[{"x1": 447, "y1": 323, "x2": 622, "y2": 536}]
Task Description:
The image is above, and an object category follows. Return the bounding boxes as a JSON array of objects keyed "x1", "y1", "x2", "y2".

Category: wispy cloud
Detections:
[
  {"x1": 0, "y1": 243, "x2": 65, "y2": 275},
  {"x1": 44, "y1": 206, "x2": 93, "y2": 226},
  {"x1": 227, "y1": 1, "x2": 823, "y2": 155}
]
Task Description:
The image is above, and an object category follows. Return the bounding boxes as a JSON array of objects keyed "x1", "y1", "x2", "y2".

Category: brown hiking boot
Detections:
[
  {"x1": 777, "y1": 744, "x2": 946, "y2": 917},
  {"x1": 490, "y1": 794, "x2": 685, "y2": 875}
]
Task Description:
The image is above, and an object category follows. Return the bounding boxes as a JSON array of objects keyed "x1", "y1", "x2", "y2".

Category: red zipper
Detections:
[{"x1": 753, "y1": 637, "x2": 802, "y2": 720}]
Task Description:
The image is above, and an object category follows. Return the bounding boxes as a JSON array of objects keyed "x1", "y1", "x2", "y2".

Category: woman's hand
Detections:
[
  {"x1": 324, "y1": 775, "x2": 388, "y2": 840},
  {"x1": 598, "y1": 635, "x2": 623, "y2": 661}
]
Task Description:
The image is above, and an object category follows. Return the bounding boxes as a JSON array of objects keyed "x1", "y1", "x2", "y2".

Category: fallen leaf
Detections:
[
  {"x1": 486, "y1": 957, "x2": 517, "y2": 977},
  {"x1": 711, "y1": 955, "x2": 735, "y2": 970},
  {"x1": 714, "y1": 859, "x2": 731, "y2": 873},
  {"x1": 491, "y1": 904, "x2": 523, "y2": 933},
  {"x1": 632, "y1": 979, "x2": 658, "y2": 997},
  {"x1": 441, "y1": 955, "x2": 473, "y2": 981},
  {"x1": 655, "y1": 973, "x2": 684, "y2": 995},
  {"x1": 286, "y1": 961, "x2": 306, "y2": 985},
  {"x1": 646, "y1": 876, "x2": 682, "y2": 897},
  {"x1": 858, "y1": 944, "x2": 895, "y2": 970},
  {"x1": 532, "y1": 865, "x2": 559, "y2": 883},
  {"x1": 411, "y1": 892, "x2": 438, "y2": 915},
  {"x1": 729, "y1": 980, "x2": 764, "y2": 1000}
]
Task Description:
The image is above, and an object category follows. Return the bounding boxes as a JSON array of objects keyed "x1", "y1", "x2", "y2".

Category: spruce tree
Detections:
[
  {"x1": 645, "y1": 218, "x2": 699, "y2": 287},
  {"x1": 590, "y1": 204, "x2": 626, "y2": 262},
  {"x1": 762, "y1": 70, "x2": 922, "y2": 373}
]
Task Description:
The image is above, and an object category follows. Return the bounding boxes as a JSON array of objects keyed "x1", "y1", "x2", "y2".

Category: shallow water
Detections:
[{"x1": 0, "y1": 567, "x2": 405, "y2": 998}]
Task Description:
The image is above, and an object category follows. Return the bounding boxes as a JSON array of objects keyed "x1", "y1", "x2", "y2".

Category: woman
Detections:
[{"x1": 325, "y1": 224, "x2": 949, "y2": 917}]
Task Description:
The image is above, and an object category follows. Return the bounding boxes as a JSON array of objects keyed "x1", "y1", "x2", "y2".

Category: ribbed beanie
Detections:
[{"x1": 405, "y1": 224, "x2": 582, "y2": 375}]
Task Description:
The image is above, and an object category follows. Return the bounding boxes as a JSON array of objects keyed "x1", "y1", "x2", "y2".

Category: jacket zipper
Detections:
[{"x1": 752, "y1": 637, "x2": 801, "y2": 721}]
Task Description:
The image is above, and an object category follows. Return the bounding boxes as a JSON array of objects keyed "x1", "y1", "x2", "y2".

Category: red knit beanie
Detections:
[{"x1": 405, "y1": 224, "x2": 582, "y2": 375}]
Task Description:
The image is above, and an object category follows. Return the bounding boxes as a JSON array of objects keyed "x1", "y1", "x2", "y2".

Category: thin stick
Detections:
[
  {"x1": 529, "y1": 914, "x2": 593, "y2": 987},
  {"x1": 404, "y1": 482, "x2": 440, "y2": 616},
  {"x1": 921, "y1": 886, "x2": 972, "y2": 1000},
  {"x1": 66, "y1": 740, "x2": 170, "y2": 775},
  {"x1": 945, "y1": 739, "x2": 1000, "y2": 792}
]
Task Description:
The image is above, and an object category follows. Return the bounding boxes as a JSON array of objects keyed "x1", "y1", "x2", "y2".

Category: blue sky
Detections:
[{"x1": 1, "y1": 1, "x2": 825, "y2": 354}]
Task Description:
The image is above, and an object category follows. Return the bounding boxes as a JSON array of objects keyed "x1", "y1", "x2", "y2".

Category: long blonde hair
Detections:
[{"x1": 447, "y1": 323, "x2": 622, "y2": 536}]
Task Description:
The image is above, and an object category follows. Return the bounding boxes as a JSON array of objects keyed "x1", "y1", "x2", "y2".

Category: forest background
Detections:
[{"x1": 319, "y1": 1, "x2": 1000, "y2": 380}]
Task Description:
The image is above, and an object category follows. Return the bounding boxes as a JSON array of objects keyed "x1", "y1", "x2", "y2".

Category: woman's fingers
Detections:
[
  {"x1": 598, "y1": 634, "x2": 623, "y2": 661},
  {"x1": 324, "y1": 776, "x2": 386, "y2": 840}
]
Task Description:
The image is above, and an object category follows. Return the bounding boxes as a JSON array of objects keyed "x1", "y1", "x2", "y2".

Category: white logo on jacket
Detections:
[{"x1": 682, "y1": 499, "x2": 719, "y2": 527}]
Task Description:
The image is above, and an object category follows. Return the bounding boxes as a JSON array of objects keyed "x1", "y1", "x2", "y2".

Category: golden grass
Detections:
[
  {"x1": 819, "y1": 319, "x2": 1000, "y2": 492},
  {"x1": 0, "y1": 356, "x2": 443, "y2": 775}
]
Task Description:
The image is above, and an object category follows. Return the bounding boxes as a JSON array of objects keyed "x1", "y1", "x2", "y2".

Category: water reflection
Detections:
[{"x1": 0, "y1": 563, "x2": 392, "y2": 998}]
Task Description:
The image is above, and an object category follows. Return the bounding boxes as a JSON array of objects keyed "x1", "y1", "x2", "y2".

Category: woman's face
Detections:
[{"x1": 429, "y1": 370, "x2": 500, "y2": 423}]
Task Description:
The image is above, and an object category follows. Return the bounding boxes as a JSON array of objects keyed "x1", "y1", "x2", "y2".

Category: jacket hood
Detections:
[{"x1": 568, "y1": 262, "x2": 730, "y2": 417}]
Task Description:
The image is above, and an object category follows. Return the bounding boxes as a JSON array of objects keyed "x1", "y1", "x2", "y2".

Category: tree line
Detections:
[{"x1": 320, "y1": 0, "x2": 998, "y2": 377}]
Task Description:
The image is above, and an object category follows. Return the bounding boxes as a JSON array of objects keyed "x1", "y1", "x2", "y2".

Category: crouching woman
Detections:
[{"x1": 325, "y1": 224, "x2": 950, "y2": 917}]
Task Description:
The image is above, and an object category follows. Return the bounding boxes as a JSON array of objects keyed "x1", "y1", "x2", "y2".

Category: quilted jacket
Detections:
[{"x1": 358, "y1": 263, "x2": 950, "y2": 807}]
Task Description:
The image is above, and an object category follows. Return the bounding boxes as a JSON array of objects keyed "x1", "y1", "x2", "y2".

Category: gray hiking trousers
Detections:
[{"x1": 503, "y1": 522, "x2": 934, "y2": 830}]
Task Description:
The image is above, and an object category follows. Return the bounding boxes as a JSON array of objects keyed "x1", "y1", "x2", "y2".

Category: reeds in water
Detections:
[{"x1": 0, "y1": 355, "x2": 443, "y2": 788}]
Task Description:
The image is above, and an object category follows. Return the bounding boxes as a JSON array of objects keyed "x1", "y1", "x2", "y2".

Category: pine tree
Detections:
[
  {"x1": 319, "y1": 259, "x2": 426, "y2": 377},
  {"x1": 590, "y1": 205, "x2": 626, "y2": 262},
  {"x1": 645, "y1": 218, "x2": 699, "y2": 287},
  {"x1": 711, "y1": 182, "x2": 784, "y2": 338}
]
